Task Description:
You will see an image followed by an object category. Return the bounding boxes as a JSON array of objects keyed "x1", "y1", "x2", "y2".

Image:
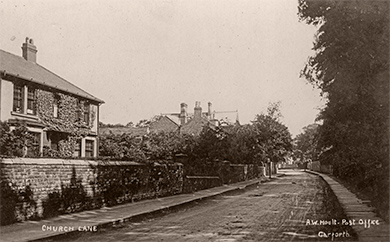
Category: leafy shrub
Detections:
[{"x1": 0, "y1": 121, "x2": 33, "y2": 157}]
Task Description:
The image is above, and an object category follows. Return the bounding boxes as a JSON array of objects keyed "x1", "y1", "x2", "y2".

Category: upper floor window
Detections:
[
  {"x1": 27, "y1": 87, "x2": 36, "y2": 114},
  {"x1": 83, "y1": 102, "x2": 90, "y2": 124},
  {"x1": 13, "y1": 84, "x2": 24, "y2": 113},
  {"x1": 53, "y1": 94, "x2": 60, "y2": 118}
]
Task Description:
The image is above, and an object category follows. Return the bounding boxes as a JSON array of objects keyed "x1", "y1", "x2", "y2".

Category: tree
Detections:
[
  {"x1": 251, "y1": 102, "x2": 293, "y2": 165},
  {"x1": 141, "y1": 131, "x2": 184, "y2": 160},
  {"x1": 226, "y1": 124, "x2": 259, "y2": 164},
  {"x1": 193, "y1": 125, "x2": 230, "y2": 161},
  {"x1": 299, "y1": 0, "x2": 389, "y2": 220},
  {"x1": 125, "y1": 121, "x2": 134, "y2": 127},
  {"x1": 294, "y1": 123, "x2": 320, "y2": 163},
  {"x1": 99, "y1": 134, "x2": 147, "y2": 162},
  {"x1": 135, "y1": 119, "x2": 150, "y2": 128}
]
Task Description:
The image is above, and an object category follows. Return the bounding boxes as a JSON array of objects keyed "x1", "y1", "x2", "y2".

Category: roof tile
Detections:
[{"x1": 0, "y1": 49, "x2": 103, "y2": 103}]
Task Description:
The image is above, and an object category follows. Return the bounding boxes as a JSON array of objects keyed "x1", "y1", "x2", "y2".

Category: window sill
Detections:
[{"x1": 11, "y1": 111, "x2": 38, "y2": 120}]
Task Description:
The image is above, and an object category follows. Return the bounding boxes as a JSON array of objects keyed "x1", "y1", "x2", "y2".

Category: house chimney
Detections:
[
  {"x1": 179, "y1": 103, "x2": 188, "y2": 125},
  {"x1": 22, "y1": 37, "x2": 37, "y2": 62},
  {"x1": 207, "y1": 102, "x2": 212, "y2": 120},
  {"x1": 194, "y1": 101, "x2": 202, "y2": 120}
]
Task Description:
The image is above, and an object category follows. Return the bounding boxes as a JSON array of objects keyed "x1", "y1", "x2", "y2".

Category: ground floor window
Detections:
[
  {"x1": 27, "y1": 132, "x2": 41, "y2": 157},
  {"x1": 85, "y1": 140, "x2": 94, "y2": 157},
  {"x1": 73, "y1": 139, "x2": 82, "y2": 157}
]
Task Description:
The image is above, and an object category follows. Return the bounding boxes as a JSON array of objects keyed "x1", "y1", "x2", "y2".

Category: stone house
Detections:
[
  {"x1": 0, "y1": 38, "x2": 104, "y2": 157},
  {"x1": 179, "y1": 101, "x2": 216, "y2": 136}
]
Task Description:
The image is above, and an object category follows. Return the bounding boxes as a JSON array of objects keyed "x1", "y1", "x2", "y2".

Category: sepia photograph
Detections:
[{"x1": 0, "y1": 0, "x2": 388, "y2": 241}]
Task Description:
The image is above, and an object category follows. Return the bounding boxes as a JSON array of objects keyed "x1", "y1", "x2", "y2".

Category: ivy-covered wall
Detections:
[
  {"x1": 35, "y1": 89, "x2": 97, "y2": 157},
  {"x1": 0, "y1": 158, "x2": 183, "y2": 225}
]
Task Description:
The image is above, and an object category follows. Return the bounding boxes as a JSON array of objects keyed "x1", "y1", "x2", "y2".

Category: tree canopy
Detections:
[
  {"x1": 294, "y1": 123, "x2": 320, "y2": 163},
  {"x1": 298, "y1": 0, "x2": 389, "y2": 220}
]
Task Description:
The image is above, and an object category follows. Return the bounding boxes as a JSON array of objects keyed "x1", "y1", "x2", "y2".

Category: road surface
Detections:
[{"x1": 45, "y1": 170, "x2": 356, "y2": 241}]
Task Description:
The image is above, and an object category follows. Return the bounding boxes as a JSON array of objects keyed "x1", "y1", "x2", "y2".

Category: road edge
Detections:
[
  {"x1": 28, "y1": 178, "x2": 265, "y2": 242},
  {"x1": 305, "y1": 170, "x2": 389, "y2": 242}
]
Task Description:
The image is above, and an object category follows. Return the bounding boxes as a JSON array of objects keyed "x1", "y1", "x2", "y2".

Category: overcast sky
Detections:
[{"x1": 0, "y1": 0, "x2": 324, "y2": 136}]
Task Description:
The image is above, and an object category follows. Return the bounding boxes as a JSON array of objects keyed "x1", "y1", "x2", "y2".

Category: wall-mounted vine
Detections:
[{"x1": 36, "y1": 89, "x2": 96, "y2": 157}]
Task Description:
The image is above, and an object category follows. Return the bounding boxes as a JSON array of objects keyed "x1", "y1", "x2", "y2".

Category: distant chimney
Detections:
[
  {"x1": 194, "y1": 101, "x2": 202, "y2": 120},
  {"x1": 207, "y1": 102, "x2": 212, "y2": 119},
  {"x1": 22, "y1": 37, "x2": 37, "y2": 62},
  {"x1": 179, "y1": 103, "x2": 188, "y2": 125}
]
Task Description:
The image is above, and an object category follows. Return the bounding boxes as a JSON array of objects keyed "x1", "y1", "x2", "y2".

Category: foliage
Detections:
[
  {"x1": 136, "y1": 119, "x2": 151, "y2": 128},
  {"x1": 94, "y1": 163, "x2": 183, "y2": 206},
  {"x1": 99, "y1": 122, "x2": 125, "y2": 128},
  {"x1": 36, "y1": 89, "x2": 96, "y2": 157},
  {"x1": 42, "y1": 167, "x2": 91, "y2": 217},
  {"x1": 0, "y1": 169, "x2": 19, "y2": 225},
  {"x1": 0, "y1": 168, "x2": 39, "y2": 225},
  {"x1": 299, "y1": 0, "x2": 389, "y2": 220},
  {"x1": 192, "y1": 126, "x2": 230, "y2": 161},
  {"x1": 294, "y1": 123, "x2": 320, "y2": 162},
  {"x1": 225, "y1": 124, "x2": 259, "y2": 164},
  {"x1": 99, "y1": 103, "x2": 293, "y2": 173},
  {"x1": 99, "y1": 134, "x2": 147, "y2": 162},
  {"x1": 0, "y1": 121, "x2": 33, "y2": 157},
  {"x1": 141, "y1": 131, "x2": 184, "y2": 160},
  {"x1": 251, "y1": 102, "x2": 293, "y2": 164},
  {"x1": 99, "y1": 131, "x2": 197, "y2": 163}
]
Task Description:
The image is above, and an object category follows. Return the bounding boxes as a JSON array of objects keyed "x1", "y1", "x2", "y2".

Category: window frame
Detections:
[
  {"x1": 13, "y1": 84, "x2": 24, "y2": 113},
  {"x1": 85, "y1": 139, "x2": 94, "y2": 158},
  {"x1": 53, "y1": 94, "x2": 60, "y2": 118},
  {"x1": 73, "y1": 139, "x2": 82, "y2": 157},
  {"x1": 27, "y1": 87, "x2": 36, "y2": 114},
  {"x1": 83, "y1": 101, "x2": 90, "y2": 124}
]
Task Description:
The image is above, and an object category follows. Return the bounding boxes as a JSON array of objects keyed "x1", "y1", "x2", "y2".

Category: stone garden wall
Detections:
[
  {"x1": 0, "y1": 158, "x2": 262, "y2": 225},
  {"x1": 0, "y1": 158, "x2": 183, "y2": 225}
]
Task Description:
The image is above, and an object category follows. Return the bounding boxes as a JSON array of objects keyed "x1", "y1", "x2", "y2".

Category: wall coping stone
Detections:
[
  {"x1": 0, "y1": 158, "x2": 98, "y2": 166},
  {"x1": 0, "y1": 158, "x2": 183, "y2": 167},
  {"x1": 186, "y1": 176, "x2": 220, "y2": 179}
]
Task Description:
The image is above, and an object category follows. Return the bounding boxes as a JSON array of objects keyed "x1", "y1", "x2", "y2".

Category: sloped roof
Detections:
[
  {"x1": 149, "y1": 115, "x2": 180, "y2": 133},
  {"x1": 165, "y1": 115, "x2": 181, "y2": 126},
  {"x1": 99, "y1": 127, "x2": 148, "y2": 136},
  {"x1": 180, "y1": 117, "x2": 215, "y2": 136},
  {"x1": 0, "y1": 49, "x2": 104, "y2": 103}
]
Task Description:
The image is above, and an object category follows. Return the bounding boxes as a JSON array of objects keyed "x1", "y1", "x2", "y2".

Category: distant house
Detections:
[
  {"x1": 99, "y1": 101, "x2": 238, "y2": 137},
  {"x1": 0, "y1": 38, "x2": 104, "y2": 157},
  {"x1": 149, "y1": 115, "x2": 180, "y2": 133},
  {"x1": 99, "y1": 116, "x2": 179, "y2": 138},
  {"x1": 99, "y1": 126, "x2": 149, "y2": 137},
  {"x1": 159, "y1": 101, "x2": 239, "y2": 136},
  {"x1": 180, "y1": 101, "x2": 215, "y2": 136}
]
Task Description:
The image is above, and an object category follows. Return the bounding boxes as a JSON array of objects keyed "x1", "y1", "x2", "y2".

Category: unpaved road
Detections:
[{"x1": 48, "y1": 170, "x2": 356, "y2": 241}]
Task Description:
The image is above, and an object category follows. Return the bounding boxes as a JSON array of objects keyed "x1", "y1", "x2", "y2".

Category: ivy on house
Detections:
[{"x1": 36, "y1": 89, "x2": 96, "y2": 157}]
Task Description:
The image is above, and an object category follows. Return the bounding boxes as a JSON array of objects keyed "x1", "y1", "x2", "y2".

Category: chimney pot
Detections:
[
  {"x1": 194, "y1": 101, "x2": 202, "y2": 120},
  {"x1": 208, "y1": 102, "x2": 212, "y2": 119},
  {"x1": 180, "y1": 103, "x2": 188, "y2": 125},
  {"x1": 22, "y1": 37, "x2": 37, "y2": 62}
]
